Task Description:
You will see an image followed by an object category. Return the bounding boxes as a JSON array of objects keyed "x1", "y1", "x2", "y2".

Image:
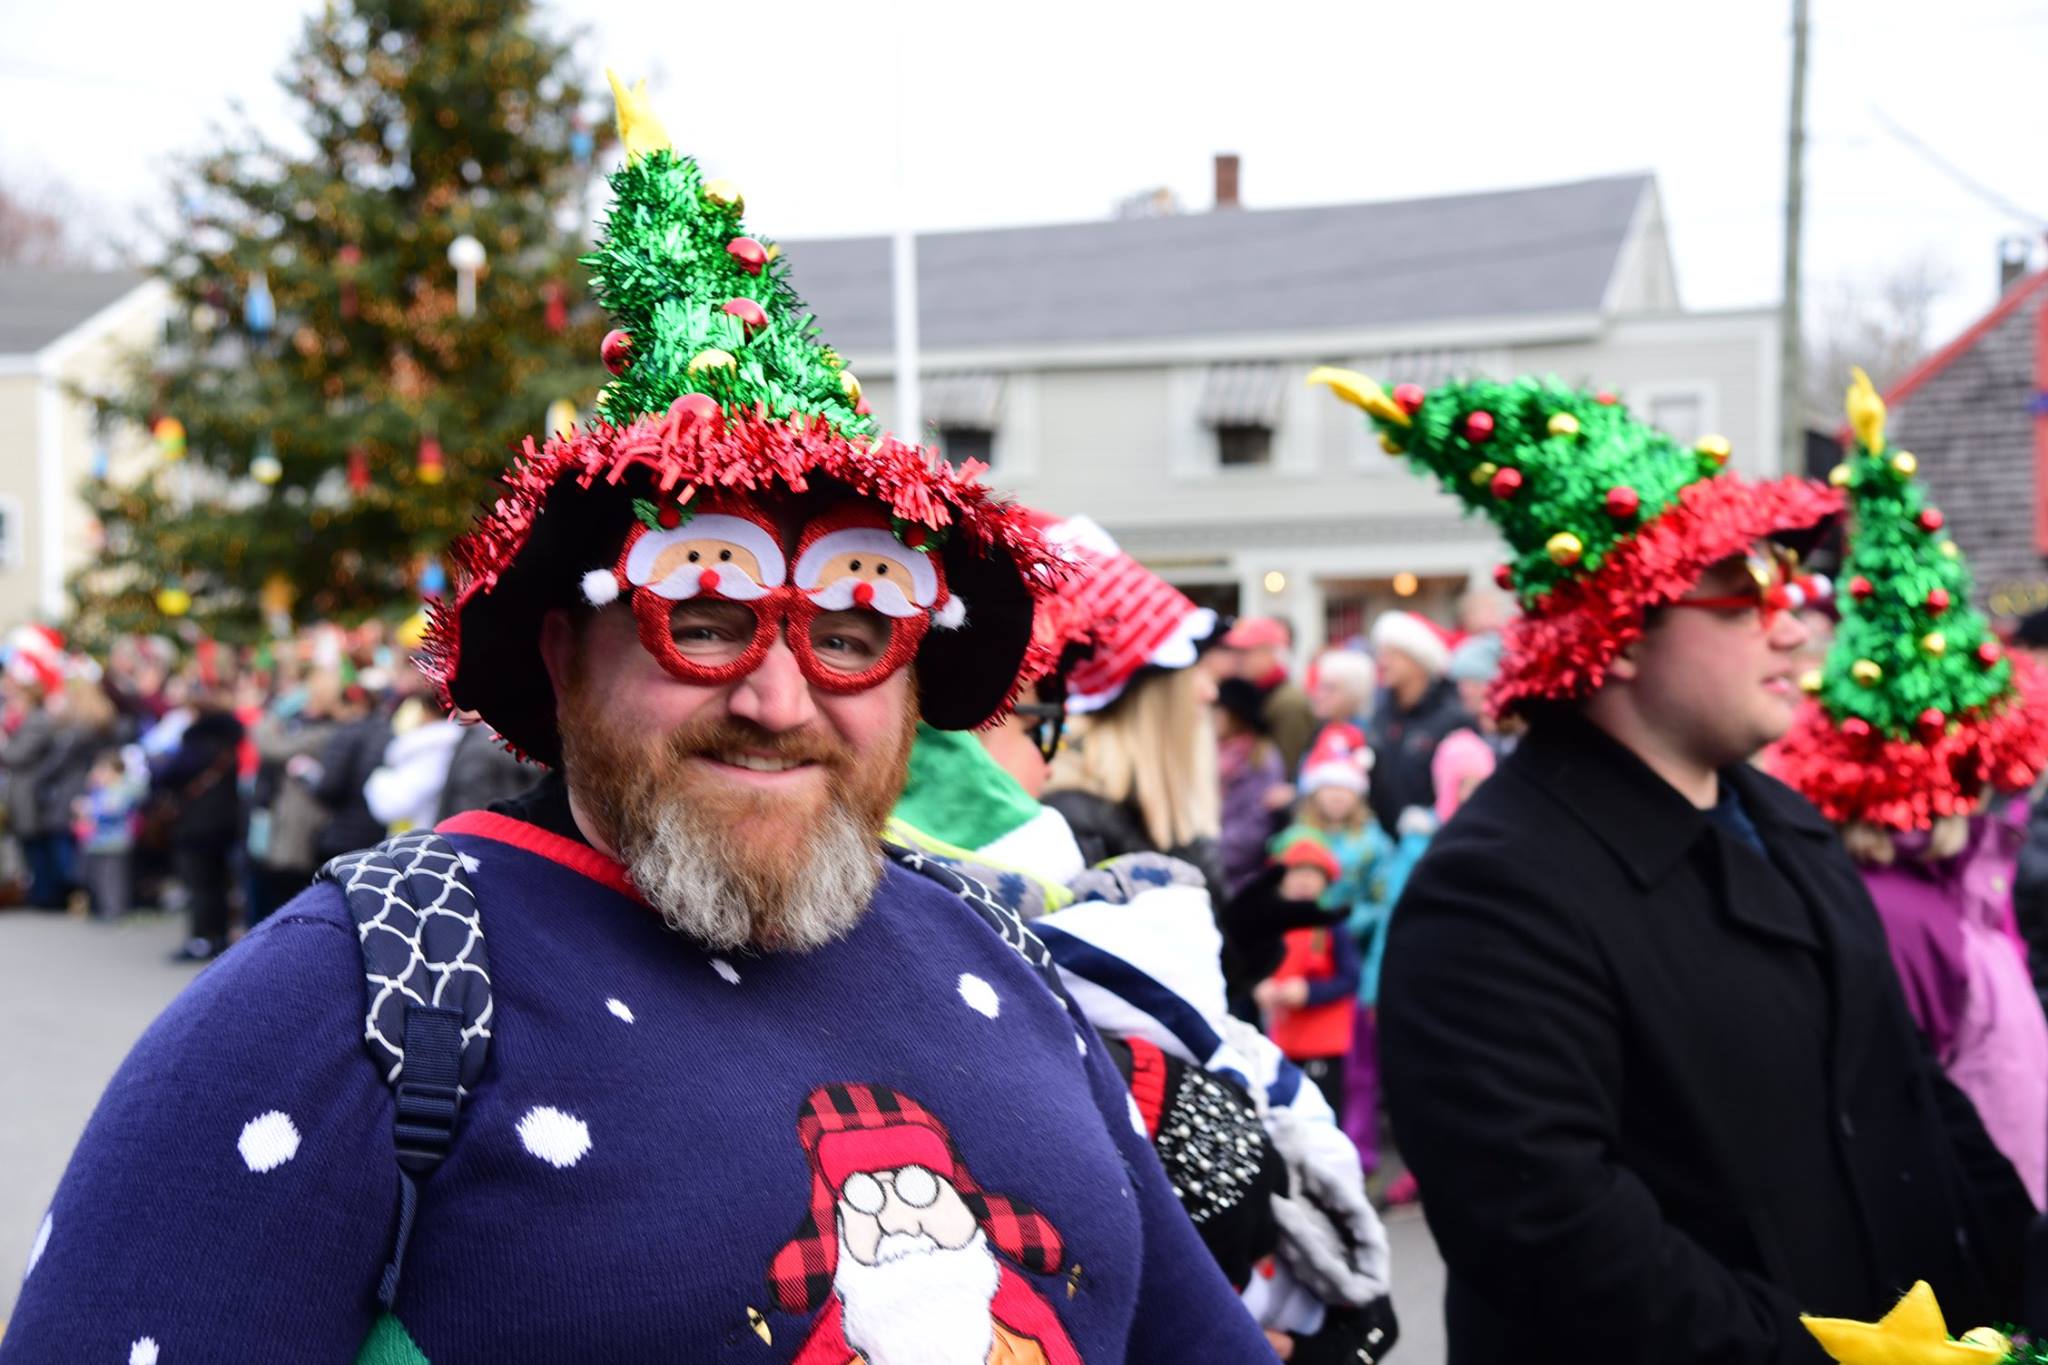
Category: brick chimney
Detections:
[
  {"x1": 1999, "y1": 234, "x2": 2034, "y2": 293},
  {"x1": 1213, "y1": 153, "x2": 1240, "y2": 211}
]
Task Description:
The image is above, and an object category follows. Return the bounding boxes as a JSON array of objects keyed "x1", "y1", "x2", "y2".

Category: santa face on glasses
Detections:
[
  {"x1": 794, "y1": 509, "x2": 965, "y2": 629},
  {"x1": 620, "y1": 498, "x2": 789, "y2": 602}
]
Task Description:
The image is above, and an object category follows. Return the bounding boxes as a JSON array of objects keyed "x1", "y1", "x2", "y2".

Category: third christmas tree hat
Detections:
[
  {"x1": 1309, "y1": 368, "x2": 1841, "y2": 710},
  {"x1": 1766, "y1": 370, "x2": 2048, "y2": 830},
  {"x1": 425, "y1": 75, "x2": 1058, "y2": 764}
]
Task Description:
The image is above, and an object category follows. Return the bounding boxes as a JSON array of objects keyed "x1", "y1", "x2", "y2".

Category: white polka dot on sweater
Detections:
[
  {"x1": 517, "y1": 1106, "x2": 592, "y2": 1169},
  {"x1": 710, "y1": 958, "x2": 741, "y2": 985},
  {"x1": 605, "y1": 997, "x2": 634, "y2": 1023},
  {"x1": 25, "y1": 1210, "x2": 51, "y2": 1278},
  {"x1": 1075, "y1": 1033, "x2": 1088, "y2": 1056},
  {"x1": 1127, "y1": 1093, "x2": 1148, "y2": 1137},
  {"x1": 237, "y1": 1111, "x2": 301, "y2": 1173},
  {"x1": 458, "y1": 852, "x2": 481, "y2": 874},
  {"x1": 957, "y1": 973, "x2": 999, "y2": 1019},
  {"x1": 129, "y1": 1338, "x2": 160, "y2": 1365}
]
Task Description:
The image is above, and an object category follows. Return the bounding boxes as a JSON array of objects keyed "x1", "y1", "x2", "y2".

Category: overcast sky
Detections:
[{"x1": 4, "y1": 0, "x2": 2045, "y2": 341}]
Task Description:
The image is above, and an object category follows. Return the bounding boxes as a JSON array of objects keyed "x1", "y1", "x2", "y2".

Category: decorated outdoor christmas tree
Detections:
[
  {"x1": 74, "y1": 0, "x2": 612, "y2": 641},
  {"x1": 1767, "y1": 369, "x2": 2048, "y2": 829},
  {"x1": 1309, "y1": 366, "x2": 1839, "y2": 707}
]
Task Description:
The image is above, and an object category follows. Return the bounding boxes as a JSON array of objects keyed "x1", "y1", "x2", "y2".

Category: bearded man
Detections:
[{"x1": 0, "y1": 80, "x2": 1277, "y2": 1364}]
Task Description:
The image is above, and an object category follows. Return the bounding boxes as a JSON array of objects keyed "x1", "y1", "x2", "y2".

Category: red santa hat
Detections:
[
  {"x1": 6, "y1": 625, "x2": 66, "y2": 694},
  {"x1": 766, "y1": 1083, "x2": 1065, "y2": 1315},
  {"x1": 1299, "y1": 722, "x2": 1371, "y2": 796},
  {"x1": 1370, "y1": 610, "x2": 1456, "y2": 678}
]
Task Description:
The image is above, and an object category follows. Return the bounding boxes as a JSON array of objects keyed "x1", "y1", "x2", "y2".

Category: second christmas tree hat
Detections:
[
  {"x1": 1766, "y1": 370, "x2": 2048, "y2": 830},
  {"x1": 1309, "y1": 368, "x2": 1841, "y2": 711},
  {"x1": 425, "y1": 75, "x2": 1058, "y2": 764}
]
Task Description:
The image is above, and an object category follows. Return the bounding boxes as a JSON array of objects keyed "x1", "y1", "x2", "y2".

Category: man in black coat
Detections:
[
  {"x1": 1379, "y1": 550, "x2": 2034, "y2": 1362},
  {"x1": 1364, "y1": 610, "x2": 1471, "y2": 836}
]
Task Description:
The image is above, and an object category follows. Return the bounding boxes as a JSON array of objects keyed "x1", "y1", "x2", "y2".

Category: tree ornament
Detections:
[
  {"x1": 155, "y1": 586, "x2": 192, "y2": 617},
  {"x1": 1547, "y1": 412, "x2": 1580, "y2": 438},
  {"x1": 1916, "y1": 707, "x2": 1946, "y2": 742},
  {"x1": 1695, "y1": 434, "x2": 1731, "y2": 467},
  {"x1": 1594, "y1": 390, "x2": 1618, "y2": 405},
  {"x1": 1605, "y1": 486, "x2": 1641, "y2": 519},
  {"x1": 1939, "y1": 541, "x2": 1960, "y2": 559},
  {"x1": 606, "y1": 70, "x2": 672, "y2": 161},
  {"x1": 1392, "y1": 383, "x2": 1426, "y2": 414},
  {"x1": 1891, "y1": 451, "x2": 1917, "y2": 477},
  {"x1": 1841, "y1": 717, "x2": 1872, "y2": 740},
  {"x1": 1922, "y1": 631, "x2": 1947, "y2": 658},
  {"x1": 1979, "y1": 640, "x2": 2004, "y2": 666},
  {"x1": 1848, "y1": 575, "x2": 1874, "y2": 600},
  {"x1": 543, "y1": 280, "x2": 568, "y2": 334},
  {"x1": 1828, "y1": 463, "x2": 1853, "y2": 488},
  {"x1": 546, "y1": 399, "x2": 578, "y2": 439},
  {"x1": 336, "y1": 243, "x2": 362, "y2": 320},
  {"x1": 347, "y1": 445, "x2": 371, "y2": 494},
  {"x1": 1379, "y1": 432, "x2": 1405, "y2": 455},
  {"x1": 1926, "y1": 587, "x2": 1950, "y2": 615},
  {"x1": 244, "y1": 271, "x2": 276, "y2": 336},
  {"x1": 447, "y1": 234, "x2": 486, "y2": 318},
  {"x1": 666, "y1": 393, "x2": 721, "y2": 427},
  {"x1": 703, "y1": 179, "x2": 744, "y2": 214},
  {"x1": 1917, "y1": 508, "x2": 1944, "y2": 533},
  {"x1": 417, "y1": 435, "x2": 445, "y2": 485},
  {"x1": 1799, "y1": 669, "x2": 1823, "y2": 694},
  {"x1": 839, "y1": 371, "x2": 863, "y2": 402},
  {"x1": 1461, "y1": 411, "x2": 1496, "y2": 442},
  {"x1": 154, "y1": 416, "x2": 187, "y2": 461},
  {"x1": 1469, "y1": 461, "x2": 1499, "y2": 487},
  {"x1": 689, "y1": 349, "x2": 737, "y2": 375},
  {"x1": 1852, "y1": 658, "x2": 1882, "y2": 686},
  {"x1": 1493, "y1": 563, "x2": 1514, "y2": 590},
  {"x1": 722, "y1": 298, "x2": 768, "y2": 334},
  {"x1": 1545, "y1": 531, "x2": 1583, "y2": 566},
  {"x1": 601, "y1": 328, "x2": 634, "y2": 374},
  {"x1": 1489, "y1": 467, "x2": 1524, "y2": 501},
  {"x1": 727, "y1": 237, "x2": 768, "y2": 274},
  {"x1": 251, "y1": 435, "x2": 282, "y2": 485}
]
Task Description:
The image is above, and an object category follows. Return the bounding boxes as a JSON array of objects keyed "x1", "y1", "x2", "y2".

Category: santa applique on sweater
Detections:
[{"x1": 768, "y1": 1083, "x2": 1081, "y2": 1365}]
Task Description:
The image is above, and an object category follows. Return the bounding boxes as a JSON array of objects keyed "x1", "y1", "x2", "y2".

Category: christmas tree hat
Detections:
[
  {"x1": 425, "y1": 74, "x2": 1057, "y2": 764},
  {"x1": 1309, "y1": 367, "x2": 1841, "y2": 710},
  {"x1": 1766, "y1": 370, "x2": 2048, "y2": 830}
]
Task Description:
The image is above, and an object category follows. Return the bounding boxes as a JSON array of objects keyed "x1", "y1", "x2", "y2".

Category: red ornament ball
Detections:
[
  {"x1": 1493, "y1": 563, "x2": 1515, "y2": 590},
  {"x1": 665, "y1": 392, "x2": 721, "y2": 429},
  {"x1": 1489, "y1": 467, "x2": 1524, "y2": 501},
  {"x1": 1926, "y1": 587, "x2": 1951, "y2": 614},
  {"x1": 722, "y1": 298, "x2": 768, "y2": 333},
  {"x1": 1462, "y1": 411, "x2": 1496, "y2": 442},
  {"x1": 600, "y1": 329, "x2": 633, "y2": 374},
  {"x1": 1842, "y1": 717, "x2": 1872, "y2": 741},
  {"x1": 1979, "y1": 640, "x2": 2005, "y2": 666},
  {"x1": 727, "y1": 237, "x2": 768, "y2": 274},
  {"x1": 1849, "y1": 575, "x2": 1874, "y2": 601},
  {"x1": 1918, "y1": 507, "x2": 1945, "y2": 533},
  {"x1": 1392, "y1": 383, "x2": 1426, "y2": 415},
  {"x1": 1594, "y1": 390, "x2": 1618, "y2": 406},
  {"x1": 656, "y1": 504, "x2": 682, "y2": 530},
  {"x1": 1604, "y1": 485, "x2": 1641, "y2": 519},
  {"x1": 1916, "y1": 707, "x2": 1947, "y2": 742}
]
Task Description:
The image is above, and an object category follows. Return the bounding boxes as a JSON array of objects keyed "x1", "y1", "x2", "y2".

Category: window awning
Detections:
[
  {"x1": 1198, "y1": 362, "x2": 1286, "y2": 427},
  {"x1": 921, "y1": 372, "x2": 1005, "y2": 430}
]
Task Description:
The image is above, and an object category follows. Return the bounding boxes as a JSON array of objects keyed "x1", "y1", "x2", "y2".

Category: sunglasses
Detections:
[
  {"x1": 1664, "y1": 545, "x2": 1801, "y2": 628},
  {"x1": 1011, "y1": 698, "x2": 1069, "y2": 763}
]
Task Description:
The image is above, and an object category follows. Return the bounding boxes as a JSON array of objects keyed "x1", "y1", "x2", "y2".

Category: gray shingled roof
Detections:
[
  {"x1": 785, "y1": 174, "x2": 1650, "y2": 353},
  {"x1": 0, "y1": 268, "x2": 149, "y2": 356}
]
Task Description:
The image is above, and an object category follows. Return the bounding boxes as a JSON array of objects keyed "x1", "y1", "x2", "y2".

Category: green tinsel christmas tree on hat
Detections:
[
  {"x1": 1766, "y1": 369, "x2": 2048, "y2": 830},
  {"x1": 423, "y1": 74, "x2": 1058, "y2": 764},
  {"x1": 1309, "y1": 366, "x2": 1842, "y2": 710}
]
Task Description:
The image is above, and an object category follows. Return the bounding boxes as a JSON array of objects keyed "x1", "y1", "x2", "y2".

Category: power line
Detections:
[{"x1": 1868, "y1": 105, "x2": 2048, "y2": 228}]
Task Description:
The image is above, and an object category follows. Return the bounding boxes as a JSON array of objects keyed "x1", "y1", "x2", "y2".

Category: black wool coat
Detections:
[{"x1": 1379, "y1": 712, "x2": 2033, "y2": 1365}]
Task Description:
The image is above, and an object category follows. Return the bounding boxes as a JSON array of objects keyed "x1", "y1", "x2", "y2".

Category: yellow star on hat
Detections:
[{"x1": 1802, "y1": 1282, "x2": 2010, "y2": 1365}]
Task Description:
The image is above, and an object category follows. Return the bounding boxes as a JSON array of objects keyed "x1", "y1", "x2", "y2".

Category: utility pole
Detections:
[{"x1": 1780, "y1": 0, "x2": 1810, "y2": 474}]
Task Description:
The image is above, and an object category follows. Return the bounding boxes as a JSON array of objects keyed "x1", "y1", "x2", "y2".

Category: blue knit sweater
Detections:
[{"x1": 3, "y1": 815, "x2": 1273, "y2": 1362}]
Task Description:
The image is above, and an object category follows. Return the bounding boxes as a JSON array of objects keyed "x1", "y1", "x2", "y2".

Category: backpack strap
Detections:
[{"x1": 320, "y1": 830, "x2": 492, "y2": 1310}]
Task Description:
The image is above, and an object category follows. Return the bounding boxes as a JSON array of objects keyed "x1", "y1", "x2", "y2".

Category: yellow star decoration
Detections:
[
  {"x1": 605, "y1": 69, "x2": 672, "y2": 161},
  {"x1": 1802, "y1": 1282, "x2": 2008, "y2": 1365},
  {"x1": 1847, "y1": 364, "x2": 1889, "y2": 455}
]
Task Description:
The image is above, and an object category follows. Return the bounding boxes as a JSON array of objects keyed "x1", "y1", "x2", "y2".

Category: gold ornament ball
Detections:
[
  {"x1": 156, "y1": 587, "x2": 192, "y2": 618},
  {"x1": 1798, "y1": 669, "x2": 1823, "y2": 695},
  {"x1": 839, "y1": 371, "x2": 862, "y2": 402},
  {"x1": 1828, "y1": 463, "x2": 1852, "y2": 488},
  {"x1": 1470, "y1": 461, "x2": 1499, "y2": 486},
  {"x1": 1379, "y1": 431, "x2": 1406, "y2": 456},
  {"x1": 1962, "y1": 1329, "x2": 2013, "y2": 1354},
  {"x1": 687, "y1": 348, "x2": 737, "y2": 375},
  {"x1": 1696, "y1": 434, "x2": 1732, "y2": 466},
  {"x1": 1891, "y1": 451, "x2": 1917, "y2": 477},
  {"x1": 703, "y1": 179, "x2": 744, "y2": 214},
  {"x1": 1547, "y1": 412, "x2": 1580, "y2": 438},
  {"x1": 1922, "y1": 631, "x2": 1948, "y2": 657},
  {"x1": 1852, "y1": 658, "x2": 1882, "y2": 686},
  {"x1": 1940, "y1": 541, "x2": 1960, "y2": 559},
  {"x1": 1545, "y1": 531, "x2": 1584, "y2": 566}
]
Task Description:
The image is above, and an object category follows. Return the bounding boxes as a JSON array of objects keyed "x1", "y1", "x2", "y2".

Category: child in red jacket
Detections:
[{"x1": 1255, "y1": 830, "x2": 1363, "y2": 1114}]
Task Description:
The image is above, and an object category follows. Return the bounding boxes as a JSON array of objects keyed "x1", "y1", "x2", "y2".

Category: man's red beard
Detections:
[{"x1": 557, "y1": 669, "x2": 916, "y2": 951}]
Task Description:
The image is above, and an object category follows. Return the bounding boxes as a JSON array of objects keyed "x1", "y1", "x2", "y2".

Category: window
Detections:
[
  {"x1": 1215, "y1": 423, "x2": 1273, "y2": 467},
  {"x1": 936, "y1": 426, "x2": 994, "y2": 470}
]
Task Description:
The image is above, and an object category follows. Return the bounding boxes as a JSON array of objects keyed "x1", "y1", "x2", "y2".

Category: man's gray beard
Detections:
[
  {"x1": 835, "y1": 1226, "x2": 999, "y2": 1365},
  {"x1": 615, "y1": 788, "x2": 880, "y2": 953}
]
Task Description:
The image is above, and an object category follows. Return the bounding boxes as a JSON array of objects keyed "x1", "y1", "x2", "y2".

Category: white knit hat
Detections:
[{"x1": 1370, "y1": 610, "x2": 1454, "y2": 678}]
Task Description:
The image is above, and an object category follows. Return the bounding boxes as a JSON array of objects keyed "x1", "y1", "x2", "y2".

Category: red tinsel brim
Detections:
[
  {"x1": 419, "y1": 406, "x2": 1066, "y2": 759},
  {"x1": 1492, "y1": 473, "x2": 1844, "y2": 713},
  {"x1": 1766, "y1": 651, "x2": 2048, "y2": 830}
]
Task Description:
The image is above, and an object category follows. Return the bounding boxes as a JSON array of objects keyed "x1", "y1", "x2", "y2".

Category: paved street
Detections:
[{"x1": 0, "y1": 910, "x2": 1448, "y2": 1358}]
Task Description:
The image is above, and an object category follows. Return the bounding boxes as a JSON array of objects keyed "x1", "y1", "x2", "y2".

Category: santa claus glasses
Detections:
[{"x1": 1665, "y1": 545, "x2": 1802, "y2": 629}]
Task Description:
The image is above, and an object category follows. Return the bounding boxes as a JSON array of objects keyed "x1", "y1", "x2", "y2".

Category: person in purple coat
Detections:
[{"x1": 1216, "y1": 677, "x2": 1288, "y2": 897}]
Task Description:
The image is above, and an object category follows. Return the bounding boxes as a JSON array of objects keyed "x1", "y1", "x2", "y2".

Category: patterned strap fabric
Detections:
[
  {"x1": 881, "y1": 840, "x2": 1062, "y2": 994},
  {"x1": 321, "y1": 832, "x2": 494, "y2": 1095}
]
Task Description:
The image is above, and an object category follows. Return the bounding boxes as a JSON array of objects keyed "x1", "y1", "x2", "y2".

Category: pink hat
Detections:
[{"x1": 1223, "y1": 616, "x2": 1290, "y2": 652}]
